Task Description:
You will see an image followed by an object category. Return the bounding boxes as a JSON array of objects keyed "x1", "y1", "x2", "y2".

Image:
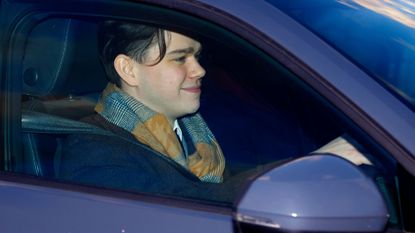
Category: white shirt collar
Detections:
[{"x1": 173, "y1": 120, "x2": 183, "y2": 141}]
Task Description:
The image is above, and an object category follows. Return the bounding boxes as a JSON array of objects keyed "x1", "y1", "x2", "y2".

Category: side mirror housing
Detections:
[{"x1": 235, "y1": 154, "x2": 389, "y2": 232}]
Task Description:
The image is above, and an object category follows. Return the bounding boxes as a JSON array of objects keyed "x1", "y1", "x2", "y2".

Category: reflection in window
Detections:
[{"x1": 268, "y1": 0, "x2": 415, "y2": 108}]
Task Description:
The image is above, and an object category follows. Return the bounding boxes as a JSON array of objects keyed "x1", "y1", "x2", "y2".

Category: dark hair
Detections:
[{"x1": 98, "y1": 20, "x2": 167, "y2": 86}]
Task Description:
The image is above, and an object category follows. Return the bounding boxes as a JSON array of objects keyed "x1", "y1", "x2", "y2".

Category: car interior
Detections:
[
  {"x1": 11, "y1": 12, "x2": 399, "y2": 217},
  {"x1": 20, "y1": 18, "x2": 107, "y2": 177},
  {"x1": 17, "y1": 16, "x2": 335, "y2": 178}
]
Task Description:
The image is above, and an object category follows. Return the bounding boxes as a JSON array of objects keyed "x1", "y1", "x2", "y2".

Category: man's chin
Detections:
[
  {"x1": 180, "y1": 104, "x2": 200, "y2": 117},
  {"x1": 187, "y1": 106, "x2": 200, "y2": 115}
]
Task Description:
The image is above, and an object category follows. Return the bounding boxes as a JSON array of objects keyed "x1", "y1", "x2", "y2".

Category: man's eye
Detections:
[{"x1": 174, "y1": 56, "x2": 186, "y2": 63}]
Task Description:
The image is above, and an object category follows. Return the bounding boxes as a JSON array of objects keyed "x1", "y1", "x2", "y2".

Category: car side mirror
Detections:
[{"x1": 234, "y1": 154, "x2": 389, "y2": 233}]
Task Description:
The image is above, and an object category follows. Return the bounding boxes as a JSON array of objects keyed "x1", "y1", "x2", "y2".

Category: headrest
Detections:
[{"x1": 22, "y1": 18, "x2": 107, "y2": 97}]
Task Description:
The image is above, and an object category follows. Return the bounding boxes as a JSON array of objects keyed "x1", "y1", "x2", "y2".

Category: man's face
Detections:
[{"x1": 130, "y1": 32, "x2": 205, "y2": 122}]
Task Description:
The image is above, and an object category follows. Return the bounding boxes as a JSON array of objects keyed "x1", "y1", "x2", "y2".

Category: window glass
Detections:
[{"x1": 267, "y1": 0, "x2": 415, "y2": 109}]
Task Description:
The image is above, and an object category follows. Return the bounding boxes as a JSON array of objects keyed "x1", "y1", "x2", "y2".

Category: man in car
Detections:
[
  {"x1": 96, "y1": 20, "x2": 225, "y2": 182},
  {"x1": 59, "y1": 20, "x2": 371, "y2": 201},
  {"x1": 58, "y1": 20, "x2": 238, "y2": 201}
]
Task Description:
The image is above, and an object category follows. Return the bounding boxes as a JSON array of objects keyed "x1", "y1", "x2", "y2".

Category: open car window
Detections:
[{"x1": 18, "y1": 16, "x2": 318, "y2": 202}]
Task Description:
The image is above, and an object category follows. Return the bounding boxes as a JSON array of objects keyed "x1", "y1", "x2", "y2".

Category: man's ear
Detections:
[{"x1": 114, "y1": 54, "x2": 139, "y2": 86}]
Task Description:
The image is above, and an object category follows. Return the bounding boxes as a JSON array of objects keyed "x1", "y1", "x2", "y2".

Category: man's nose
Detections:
[{"x1": 188, "y1": 58, "x2": 206, "y2": 79}]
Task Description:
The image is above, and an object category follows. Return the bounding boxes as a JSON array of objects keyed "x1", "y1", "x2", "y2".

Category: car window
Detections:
[
  {"x1": 17, "y1": 16, "x2": 318, "y2": 202},
  {"x1": 267, "y1": 0, "x2": 415, "y2": 110},
  {"x1": 2, "y1": 3, "x2": 401, "y2": 224}
]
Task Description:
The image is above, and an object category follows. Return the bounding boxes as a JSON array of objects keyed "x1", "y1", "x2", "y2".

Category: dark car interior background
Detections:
[
  {"x1": 14, "y1": 14, "x2": 395, "y2": 207},
  {"x1": 18, "y1": 17, "x2": 339, "y2": 178}
]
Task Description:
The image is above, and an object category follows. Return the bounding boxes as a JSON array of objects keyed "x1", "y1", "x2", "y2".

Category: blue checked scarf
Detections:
[{"x1": 95, "y1": 83, "x2": 225, "y2": 183}]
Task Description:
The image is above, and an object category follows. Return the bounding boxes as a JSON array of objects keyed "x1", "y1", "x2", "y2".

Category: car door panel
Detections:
[{"x1": 0, "y1": 179, "x2": 233, "y2": 233}]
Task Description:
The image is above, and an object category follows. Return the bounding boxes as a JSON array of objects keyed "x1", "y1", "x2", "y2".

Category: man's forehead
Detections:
[{"x1": 166, "y1": 31, "x2": 202, "y2": 53}]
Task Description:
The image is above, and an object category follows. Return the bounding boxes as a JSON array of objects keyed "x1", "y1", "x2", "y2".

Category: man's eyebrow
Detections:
[{"x1": 167, "y1": 47, "x2": 201, "y2": 55}]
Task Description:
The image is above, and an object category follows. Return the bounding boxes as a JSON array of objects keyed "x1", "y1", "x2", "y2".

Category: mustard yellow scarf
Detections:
[{"x1": 95, "y1": 83, "x2": 225, "y2": 183}]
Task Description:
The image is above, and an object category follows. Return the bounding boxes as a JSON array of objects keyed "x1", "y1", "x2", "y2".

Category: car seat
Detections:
[{"x1": 20, "y1": 18, "x2": 107, "y2": 177}]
